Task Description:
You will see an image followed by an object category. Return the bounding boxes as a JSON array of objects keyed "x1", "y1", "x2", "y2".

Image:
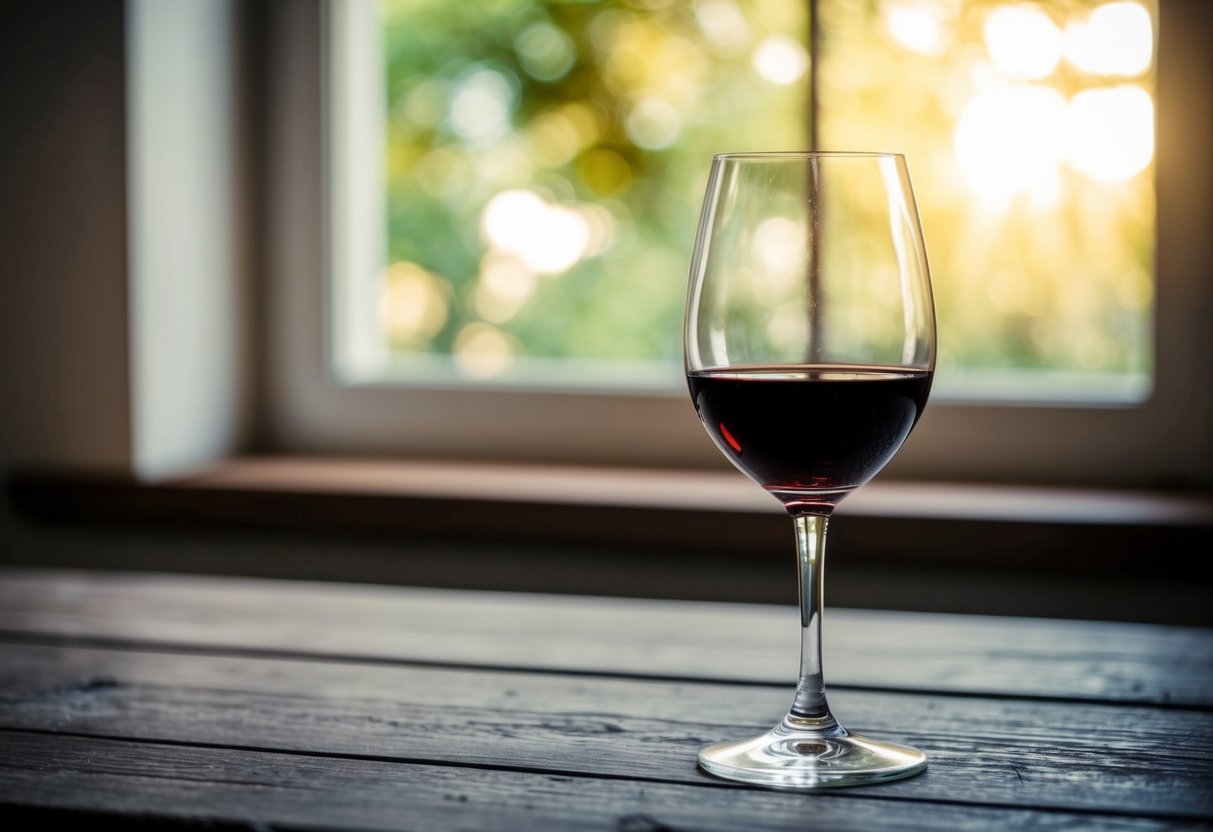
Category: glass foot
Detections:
[{"x1": 699, "y1": 716, "x2": 926, "y2": 790}]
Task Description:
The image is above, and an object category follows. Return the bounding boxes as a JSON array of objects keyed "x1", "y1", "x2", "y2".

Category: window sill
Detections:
[
  {"x1": 10, "y1": 454, "x2": 1212, "y2": 558},
  {"x1": 7, "y1": 456, "x2": 1212, "y2": 624}
]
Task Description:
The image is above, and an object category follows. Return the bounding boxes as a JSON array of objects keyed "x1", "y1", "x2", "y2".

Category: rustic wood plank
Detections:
[
  {"x1": 1, "y1": 644, "x2": 1210, "y2": 818},
  {"x1": 0, "y1": 567, "x2": 1209, "y2": 705},
  {"x1": 1, "y1": 731, "x2": 1206, "y2": 832}
]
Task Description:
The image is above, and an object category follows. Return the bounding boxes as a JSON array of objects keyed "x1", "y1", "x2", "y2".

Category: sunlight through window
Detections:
[
  {"x1": 362, "y1": 0, "x2": 1156, "y2": 400},
  {"x1": 817, "y1": 0, "x2": 1156, "y2": 400}
]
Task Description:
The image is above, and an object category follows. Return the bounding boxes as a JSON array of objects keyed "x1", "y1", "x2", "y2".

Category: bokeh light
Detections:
[
  {"x1": 401, "y1": 79, "x2": 446, "y2": 128},
  {"x1": 883, "y1": 2, "x2": 950, "y2": 56},
  {"x1": 625, "y1": 96, "x2": 683, "y2": 149},
  {"x1": 515, "y1": 22, "x2": 577, "y2": 82},
  {"x1": 752, "y1": 216, "x2": 805, "y2": 287},
  {"x1": 475, "y1": 251, "x2": 537, "y2": 324},
  {"x1": 983, "y1": 4, "x2": 1063, "y2": 80},
  {"x1": 694, "y1": 0, "x2": 751, "y2": 55},
  {"x1": 379, "y1": 261, "x2": 449, "y2": 345},
  {"x1": 448, "y1": 67, "x2": 516, "y2": 144},
  {"x1": 751, "y1": 35, "x2": 808, "y2": 85},
  {"x1": 1065, "y1": 85, "x2": 1154, "y2": 182},
  {"x1": 481, "y1": 189, "x2": 591, "y2": 275},
  {"x1": 954, "y1": 85, "x2": 1067, "y2": 206},
  {"x1": 1064, "y1": 2, "x2": 1153, "y2": 77},
  {"x1": 454, "y1": 322, "x2": 516, "y2": 379}
]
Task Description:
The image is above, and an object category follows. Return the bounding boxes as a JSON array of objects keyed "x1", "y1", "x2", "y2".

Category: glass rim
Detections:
[{"x1": 711, "y1": 151, "x2": 907, "y2": 161}]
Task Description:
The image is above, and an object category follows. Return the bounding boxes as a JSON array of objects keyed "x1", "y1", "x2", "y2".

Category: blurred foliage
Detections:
[
  {"x1": 377, "y1": 0, "x2": 1155, "y2": 392},
  {"x1": 379, "y1": 0, "x2": 807, "y2": 380}
]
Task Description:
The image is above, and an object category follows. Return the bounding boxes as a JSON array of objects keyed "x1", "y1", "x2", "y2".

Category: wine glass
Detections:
[{"x1": 684, "y1": 152, "x2": 935, "y2": 788}]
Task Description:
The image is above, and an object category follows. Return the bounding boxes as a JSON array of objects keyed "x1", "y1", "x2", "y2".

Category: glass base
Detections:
[{"x1": 699, "y1": 716, "x2": 927, "y2": 790}]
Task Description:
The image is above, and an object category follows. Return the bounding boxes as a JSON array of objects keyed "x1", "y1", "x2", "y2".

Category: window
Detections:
[{"x1": 264, "y1": 0, "x2": 1213, "y2": 488}]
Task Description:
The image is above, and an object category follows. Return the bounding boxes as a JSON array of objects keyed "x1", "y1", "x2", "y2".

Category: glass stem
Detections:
[{"x1": 789, "y1": 513, "x2": 842, "y2": 732}]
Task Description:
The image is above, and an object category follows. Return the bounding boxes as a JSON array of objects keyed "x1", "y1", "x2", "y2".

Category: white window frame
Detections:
[{"x1": 262, "y1": 0, "x2": 1213, "y2": 489}]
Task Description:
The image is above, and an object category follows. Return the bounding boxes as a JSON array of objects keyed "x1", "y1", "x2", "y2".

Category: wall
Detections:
[
  {"x1": 0, "y1": 0, "x2": 256, "y2": 491},
  {"x1": 126, "y1": 0, "x2": 254, "y2": 480},
  {"x1": 0, "y1": 1, "x2": 132, "y2": 473}
]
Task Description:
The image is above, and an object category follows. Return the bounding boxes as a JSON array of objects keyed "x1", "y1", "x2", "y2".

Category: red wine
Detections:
[{"x1": 688, "y1": 366, "x2": 932, "y2": 513}]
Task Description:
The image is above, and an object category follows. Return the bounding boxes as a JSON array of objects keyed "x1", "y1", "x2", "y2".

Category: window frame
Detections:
[{"x1": 261, "y1": 0, "x2": 1213, "y2": 489}]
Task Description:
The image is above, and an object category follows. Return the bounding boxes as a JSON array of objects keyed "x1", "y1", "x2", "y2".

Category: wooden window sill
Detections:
[
  {"x1": 6, "y1": 456, "x2": 1212, "y2": 624},
  {"x1": 10, "y1": 454, "x2": 1212, "y2": 560}
]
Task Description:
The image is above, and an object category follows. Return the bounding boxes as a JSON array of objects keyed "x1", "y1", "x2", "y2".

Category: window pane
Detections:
[
  {"x1": 816, "y1": 0, "x2": 1155, "y2": 401},
  {"x1": 372, "y1": 0, "x2": 807, "y2": 386},
  {"x1": 352, "y1": 0, "x2": 1155, "y2": 402}
]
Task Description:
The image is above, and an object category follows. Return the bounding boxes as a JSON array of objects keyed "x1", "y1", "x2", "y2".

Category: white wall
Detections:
[{"x1": 127, "y1": 0, "x2": 253, "y2": 479}]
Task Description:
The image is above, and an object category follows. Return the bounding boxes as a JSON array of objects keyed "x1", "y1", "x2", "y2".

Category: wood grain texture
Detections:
[
  {"x1": 1, "y1": 731, "x2": 1207, "y2": 832},
  {"x1": 1, "y1": 644, "x2": 1210, "y2": 818},
  {"x1": 0, "y1": 567, "x2": 1209, "y2": 705},
  {"x1": 2, "y1": 567, "x2": 1211, "y2": 830}
]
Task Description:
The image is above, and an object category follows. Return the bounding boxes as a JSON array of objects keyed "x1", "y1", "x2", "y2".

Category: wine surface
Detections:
[{"x1": 688, "y1": 366, "x2": 932, "y2": 512}]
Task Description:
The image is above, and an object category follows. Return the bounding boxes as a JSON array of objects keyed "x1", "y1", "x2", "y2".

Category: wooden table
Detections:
[{"x1": 0, "y1": 566, "x2": 1210, "y2": 829}]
